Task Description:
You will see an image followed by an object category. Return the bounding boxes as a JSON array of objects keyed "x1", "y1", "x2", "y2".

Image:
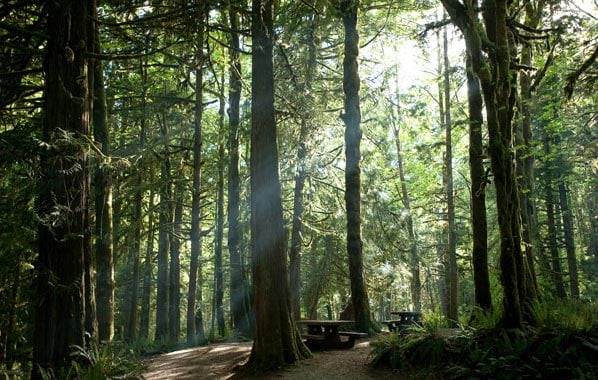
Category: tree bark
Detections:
[
  {"x1": 33, "y1": 0, "x2": 89, "y2": 375},
  {"x1": 339, "y1": 0, "x2": 373, "y2": 334},
  {"x1": 247, "y1": 0, "x2": 310, "y2": 370}
]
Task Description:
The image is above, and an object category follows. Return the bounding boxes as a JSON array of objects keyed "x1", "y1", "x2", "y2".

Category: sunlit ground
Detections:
[{"x1": 142, "y1": 341, "x2": 252, "y2": 380}]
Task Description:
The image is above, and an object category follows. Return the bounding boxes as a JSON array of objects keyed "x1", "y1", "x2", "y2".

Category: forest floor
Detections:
[{"x1": 141, "y1": 338, "x2": 405, "y2": 379}]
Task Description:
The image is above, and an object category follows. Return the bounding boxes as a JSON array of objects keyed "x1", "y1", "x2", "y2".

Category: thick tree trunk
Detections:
[
  {"x1": 465, "y1": 56, "x2": 492, "y2": 310},
  {"x1": 187, "y1": 0, "x2": 206, "y2": 345},
  {"x1": 33, "y1": 0, "x2": 89, "y2": 376},
  {"x1": 339, "y1": 0, "x2": 373, "y2": 334},
  {"x1": 226, "y1": 2, "x2": 251, "y2": 337},
  {"x1": 247, "y1": 0, "x2": 310, "y2": 370}
]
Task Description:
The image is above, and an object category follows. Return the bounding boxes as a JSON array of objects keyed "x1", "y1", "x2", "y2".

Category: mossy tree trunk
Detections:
[{"x1": 442, "y1": 0, "x2": 532, "y2": 328}]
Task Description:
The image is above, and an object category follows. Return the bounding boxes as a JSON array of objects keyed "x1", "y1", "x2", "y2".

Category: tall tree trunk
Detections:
[
  {"x1": 247, "y1": 0, "x2": 310, "y2": 370},
  {"x1": 187, "y1": 0, "x2": 206, "y2": 345},
  {"x1": 169, "y1": 165, "x2": 184, "y2": 341},
  {"x1": 90, "y1": 0, "x2": 113, "y2": 343},
  {"x1": 139, "y1": 185, "x2": 155, "y2": 340},
  {"x1": 441, "y1": 25, "x2": 458, "y2": 324},
  {"x1": 226, "y1": 1, "x2": 251, "y2": 337},
  {"x1": 339, "y1": 0, "x2": 373, "y2": 334},
  {"x1": 155, "y1": 116, "x2": 172, "y2": 342},
  {"x1": 33, "y1": 0, "x2": 89, "y2": 376},
  {"x1": 465, "y1": 54, "x2": 491, "y2": 310}
]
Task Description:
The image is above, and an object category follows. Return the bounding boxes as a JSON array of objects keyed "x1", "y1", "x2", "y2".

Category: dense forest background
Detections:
[{"x1": 0, "y1": 0, "x2": 596, "y2": 377}]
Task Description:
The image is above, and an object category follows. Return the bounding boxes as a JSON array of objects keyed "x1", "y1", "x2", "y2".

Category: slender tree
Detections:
[
  {"x1": 139, "y1": 184, "x2": 155, "y2": 340},
  {"x1": 187, "y1": 0, "x2": 206, "y2": 345},
  {"x1": 441, "y1": 25, "x2": 458, "y2": 324},
  {"x1": 247, "y1": 0, "x2": 310, "y2": 370},
  {"x1": 214, "y1": 66, "x2": 226, "y2": 337},
  {"x1": 155, "y1": 114, "x2": 173, "y2": 342},
  {"x1": 90, "y1": 0, "x2": 114, "y2": 343},
  {"x1": 465, "y1": 53, "x2": 492, "y2": 311},
  {"x1": 227, "y1": 1, "x2": 251, "y2": 337},
  {"x1": 542, "y1": 135, "x2": 567, "y2": 298},
  {"x1": 558, "y1": 179, "x2": 579, "y2": 298},
  {"x1": 169, "y1": 163, "x2": 184, "y2": 341}
]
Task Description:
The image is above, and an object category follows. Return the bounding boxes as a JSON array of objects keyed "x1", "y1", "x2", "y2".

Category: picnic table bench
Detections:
[
  {"x1": 298, "y1": 319, "x2": 368, "y2": 349},
  {"x1": 383, "y1": 311, "x2": 422, "y2": 332}
]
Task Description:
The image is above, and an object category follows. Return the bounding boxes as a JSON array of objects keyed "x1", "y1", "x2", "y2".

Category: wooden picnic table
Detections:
[
  {"x1": 297, "y1": 319, "x2": 367, "y2": 349},
  {"x1": 383, "y1": 311, "x2": 422, "y2": 332}
]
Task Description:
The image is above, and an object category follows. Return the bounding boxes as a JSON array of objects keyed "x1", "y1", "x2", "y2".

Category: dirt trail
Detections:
[{"x1": 142, "y1": 339, "x2": 404, "y2": 379}]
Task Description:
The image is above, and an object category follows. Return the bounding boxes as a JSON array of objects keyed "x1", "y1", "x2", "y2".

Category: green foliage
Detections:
[
  {"x1": 530, "y1": 298, "x2": 598, "y2": 331},
  {"x1": 67, "y1": 341, "x2": 143, "y2": 380},
  {"x1": 370, "y1": 301, "x2": 598, "y2": 379},
  {"x1": 369, "y1": 333, "x2": 405, "y2": 369}
]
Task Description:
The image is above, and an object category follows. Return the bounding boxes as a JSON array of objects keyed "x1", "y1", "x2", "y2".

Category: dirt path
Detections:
[{"x1": 142, "y1": 340, "x2": 404, "y2": 379}]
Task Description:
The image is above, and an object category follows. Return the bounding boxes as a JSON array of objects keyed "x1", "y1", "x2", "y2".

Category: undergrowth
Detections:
[
  {"x1": 36, "y1": 340, "x2": 143, "y2": 380},
  {"x1": 369, "y1": 300, "x2": 598, "y2": 379}
]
